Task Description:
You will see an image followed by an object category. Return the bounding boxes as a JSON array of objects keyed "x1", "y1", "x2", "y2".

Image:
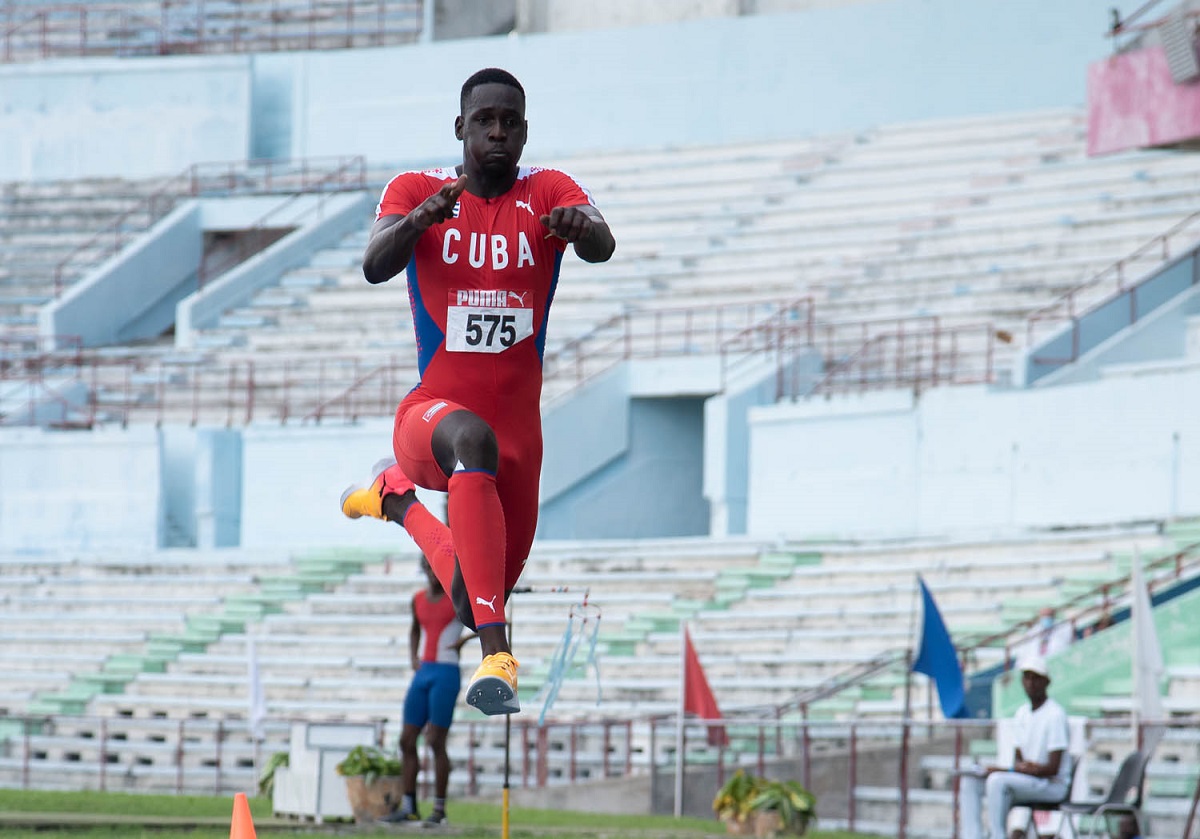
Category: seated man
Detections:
[{"x1": 960, "y1": 655, "x2": 1072, "y2": 839}]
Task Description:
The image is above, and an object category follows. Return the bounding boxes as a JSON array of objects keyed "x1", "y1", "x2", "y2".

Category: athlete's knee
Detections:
[
  {"x1": 399, "y1": 727, "x2": 420, "y2": 752},
  {"x1": 434, "y1": 410, "x2": 499, "y2": 474},
  {"x1": 425, "y1": 727, "x2": 449, "y2": 752}
]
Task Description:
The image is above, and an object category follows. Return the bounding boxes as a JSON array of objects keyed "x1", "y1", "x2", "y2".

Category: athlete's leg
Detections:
[
  {"x1": 389, "y1": 406, "x2": 508, "y2": 653},
  {"x1": 496, "y1": 441, "x2": 541, "y2": 595},
  {"x1": 424, "y1": 662, "x2": 459, "y2": 801}
]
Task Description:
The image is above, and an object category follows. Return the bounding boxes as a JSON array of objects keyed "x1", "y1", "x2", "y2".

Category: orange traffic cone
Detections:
[{"x1": 230, "y1": 791, "x2": 257, "y2": 839}]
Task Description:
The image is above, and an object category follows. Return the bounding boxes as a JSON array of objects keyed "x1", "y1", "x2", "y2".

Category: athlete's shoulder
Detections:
[
  {"x1": 381, "y1": 166, "x2": 457, "y2": 194},
  {"x1": 518, "y1": 165, "x2": 596, "y2": 206},
  {"x1": 376, "y1": 166, "x2": 458, "y2": 218}
]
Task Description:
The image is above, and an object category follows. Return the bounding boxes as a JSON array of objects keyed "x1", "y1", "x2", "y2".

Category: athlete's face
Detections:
[{"x1": 456, "y1": 83, "x2": 527, "y2": 180}]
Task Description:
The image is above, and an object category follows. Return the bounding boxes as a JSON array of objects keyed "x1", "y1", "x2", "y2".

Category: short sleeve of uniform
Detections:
[
  {"x1": 376, "y1": 172, "x2": 436, "y2": 221},
  {"x1": 532, "y1": 168, "x2": 597, "y2": 253},
  {"x1": 1045, "y1": 703, "x2": 1070, "y2": 753}
]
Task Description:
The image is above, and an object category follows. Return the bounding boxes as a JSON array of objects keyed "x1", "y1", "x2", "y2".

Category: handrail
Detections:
[
  {"x1": 50, "y1": 155, "x2": 367, "y2": 297},
  {"x1": 0, "y1": 0, "x2": 424, "y2": 63},
  {"x1": 961, "y1": 539, "x2": 1200, "y2": 663},
  {"x1": 770, "y1": 538, "x2": 1200, "y2": 719},
  {"x1": 804, "y1": 319, "x2": 1001, "y2": 398},
  {"x1": 1024, "y1": 209, "x2": 1200, "y2": 358},
  {"x1": 1108, "y1": 0, "x2": 1175, "y2": 36},
  {"x1": 301, "y1": 298, "x2": 816, "y2": 423},
  {"x1": 196, "y1": 155, "x2": 368, "y2": 287}
]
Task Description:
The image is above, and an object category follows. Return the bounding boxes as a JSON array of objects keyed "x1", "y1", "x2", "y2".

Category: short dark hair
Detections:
[{"x1": 460, "y1": 68, "x2": 525, "y2": 113}]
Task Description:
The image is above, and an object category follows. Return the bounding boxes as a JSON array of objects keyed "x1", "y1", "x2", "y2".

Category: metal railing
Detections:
[
  {"x1": 795, "y1": 317, "x2": 1003, "y2": 399},
  {"x1": 0, "y1": 0, "x2": 424, "y2": 64},
  {"x1": 303, "y1": 297, "x2": 817, "y2": 423},
  {"x1": 4, "y1": 709, "x2": 1196, "y2": 839},
  {"x1": 1024, "y1": 209, "x2": 1200, "y2": 366},
  {"x1": 763, "y1": 539, "x2": 1200, "y2": 730},
  {"x1": 50, "y1": 154, "x2": 367, "y2": 297}
]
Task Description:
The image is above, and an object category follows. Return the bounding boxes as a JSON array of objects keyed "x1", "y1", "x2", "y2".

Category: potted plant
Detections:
[
  {"x1": 714, "y1": 771, "x2": 816, "y2": 838},
  {"x1": 335, "y1": 745, "x2": 405, "y2": 823},
  {"x1": 257, "y1": 751, "x2": 289, "y2": 799}
]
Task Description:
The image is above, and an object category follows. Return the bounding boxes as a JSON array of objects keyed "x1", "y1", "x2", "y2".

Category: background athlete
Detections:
[
  {"x1": 341, "y1": 67, "x2": 615, "y2": 715},
  {"x1": 381, "y1": 556, "x2": 472, "y2": 826}
]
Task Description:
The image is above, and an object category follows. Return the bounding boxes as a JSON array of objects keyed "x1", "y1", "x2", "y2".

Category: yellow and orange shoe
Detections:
[
  {"x1": 339, "y1": 458, "x2": 415, "y2": 522},
  {"x1": 465, "y1": 652, "x2": 520, "y2": 716}
]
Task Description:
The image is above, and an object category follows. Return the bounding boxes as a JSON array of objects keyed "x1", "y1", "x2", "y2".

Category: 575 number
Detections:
[{"x1": 465, "y1": 313, "x2": 517, "y2": 348}]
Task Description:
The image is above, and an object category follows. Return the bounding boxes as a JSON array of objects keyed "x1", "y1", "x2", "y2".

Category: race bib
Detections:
[{"x1": 445, "y1": 289, "x2": 534, "y2": 353}]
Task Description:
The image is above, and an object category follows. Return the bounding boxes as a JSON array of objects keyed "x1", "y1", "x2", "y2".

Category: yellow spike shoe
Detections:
[
  {"x1": 339, "y1": 458, "x2": 414, "y2": 522},
  {"x1": 466, "y1": 652, "x2": 520, "y2": 716}
]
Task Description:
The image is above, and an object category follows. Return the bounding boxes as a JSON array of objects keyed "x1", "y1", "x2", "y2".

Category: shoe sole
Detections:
[
  {"x1": 466, "y1": 676, "x2": 520, "y2": 716},
  {"x1": 339, "y1": 457, "x2": 398, "y2": 517}
]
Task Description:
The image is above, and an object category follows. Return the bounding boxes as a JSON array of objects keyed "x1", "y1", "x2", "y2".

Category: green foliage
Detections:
[
  {"x1": 257, "y1": 751, "x2": 289, "y2": 798},
  {"x1": 334, "y1": 745, "x2": 402, "y2": 784},
  {"x1": 713, "y1": 770, "x2": 817, "y2": 832},
  {"x1": 747, "y1": 778, "x2": 817, "y2": 832}
]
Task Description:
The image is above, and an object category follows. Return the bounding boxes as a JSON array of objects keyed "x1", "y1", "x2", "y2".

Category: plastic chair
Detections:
[
  {"x1": 1020, "y1": 757, "x2": 1080, "y2": 839},
  {"x1": 1056, "y1": 750, "x2": 1149, "y2": 839}
]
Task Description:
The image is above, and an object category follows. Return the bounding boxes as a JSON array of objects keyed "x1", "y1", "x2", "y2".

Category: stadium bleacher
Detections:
[{"x1": 2, "y1": 2, "x2": 1200, "y2": 835}]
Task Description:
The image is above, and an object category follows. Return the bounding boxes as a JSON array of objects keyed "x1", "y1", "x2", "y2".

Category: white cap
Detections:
[{"x1": 1018, "y1": 654, "x2": 1051, "y2": 682}]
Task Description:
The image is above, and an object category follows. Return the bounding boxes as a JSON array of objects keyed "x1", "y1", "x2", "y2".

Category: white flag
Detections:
[
  {"x1": 1131, "y1": 550, "x2": 1165, "y2": 757},
  {"x1": 247, "y1": 636, "x2": 266, "y2": 742}
]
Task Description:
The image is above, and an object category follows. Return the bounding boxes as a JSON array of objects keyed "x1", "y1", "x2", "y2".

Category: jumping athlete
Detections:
[{"x1": 340, "y1": 67, "x2": 616, "y2": 716}]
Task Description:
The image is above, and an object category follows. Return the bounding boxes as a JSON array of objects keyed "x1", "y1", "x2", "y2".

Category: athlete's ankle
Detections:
[
  {"x1": 477, "y1": 625, "x2": 510, "y2": 657},
  {"x1": 382, "y1": 489, "x2": 418, "y2": 523}
]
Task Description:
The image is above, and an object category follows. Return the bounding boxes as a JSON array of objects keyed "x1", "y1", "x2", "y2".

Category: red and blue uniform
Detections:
[
  {"x1": 375, "y1": 166, "x2": 596, "y2": 626},
  {"x1": 403, "y1": 589, "x2": 465, "y2": 730}
]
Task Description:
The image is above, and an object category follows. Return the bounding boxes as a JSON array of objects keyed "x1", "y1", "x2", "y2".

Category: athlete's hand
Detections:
[
  {"x1": 409, "y1": 175, "x2": 467, "y2": 231},
  {"x1": 410, "y1": 654, "x2": 421, "y2": 672},
  {"x1": 540, "y1": 205, "x2": 594, "y2": 243}
]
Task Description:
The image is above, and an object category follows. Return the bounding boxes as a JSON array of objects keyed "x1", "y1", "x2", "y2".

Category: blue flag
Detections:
[{"x1": 912, "y1": 576, "x2": 969, "y2": 719}]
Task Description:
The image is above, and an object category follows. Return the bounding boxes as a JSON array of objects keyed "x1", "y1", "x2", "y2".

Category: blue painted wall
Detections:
[{"x1": 0, "y1": 1, "x2": 1112, "y2": 181}]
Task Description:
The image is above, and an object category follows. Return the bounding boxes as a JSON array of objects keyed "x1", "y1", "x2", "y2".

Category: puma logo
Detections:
[
  {"x1": 507, "y1": 291, "x2": 529, "y2": 306},
  {"x1": 475, "y1": 595, "x2": 498, "y2": 614},
  {"x1": 515, "y1": 199, "x2": 534, "y2": 216}
]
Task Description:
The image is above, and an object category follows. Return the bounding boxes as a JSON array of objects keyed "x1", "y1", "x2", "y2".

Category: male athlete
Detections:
[
  {"x1": 340, "y1": 68, "x2": 615, "y2": 716},
  {"x1": 382, "y1": 556, "x2": 472, "y2": 826}
]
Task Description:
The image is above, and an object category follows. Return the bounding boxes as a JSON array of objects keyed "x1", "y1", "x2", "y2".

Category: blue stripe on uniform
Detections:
[
  {"x1": 534, "y1": 249, "x2": 565, "y2": 363},
  {"x1": 407, "y1": 257, "x2": 445, "y2": 378}
]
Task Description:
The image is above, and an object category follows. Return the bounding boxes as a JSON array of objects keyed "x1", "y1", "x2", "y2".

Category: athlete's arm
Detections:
[
  {"x1": 540, "y1": 204, "x2": 615, "y2": 264},
  {"x1": 362, "y1": 175, "x2": 468, "y2": 284},
  {"x1": 409, "y1": 597, "x2": 421, "y2": 672}
]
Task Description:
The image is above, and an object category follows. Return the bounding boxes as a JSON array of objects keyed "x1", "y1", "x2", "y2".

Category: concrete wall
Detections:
[
  {"x1": 1027, "y1": 256, "x2": 1200, "y2": 387},
  {"x1": 0, "y1": 55, "x2": 250, "y2": 182},
  {"x1": 176, "y1": 191, "x2": 373, "y2": 346},
  {"x1": 0, "y1": 1, "x2": 1111, "y2": 181},
  {"x1": 747, "y1": 365, "x2": 1200, "y2": 541},
  {"x1": 0, "y1": 426, "x2": 161, "y2": 551},
  {"x1": 39, "y1": 203, "x2": 203, "y2": 348},
  {"x1": 286, "y1": 2, "x2": 1110, "y2": 166}
]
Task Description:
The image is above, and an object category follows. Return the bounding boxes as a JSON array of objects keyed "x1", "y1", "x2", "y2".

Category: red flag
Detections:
[{"x1": 683, "y1": 627, "x2": 728, "y2": 747}]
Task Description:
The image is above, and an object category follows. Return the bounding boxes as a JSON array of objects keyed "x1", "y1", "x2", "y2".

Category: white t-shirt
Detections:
[{"x1": 1012, "y1": 697, "x2": 1072, "y2": 784}]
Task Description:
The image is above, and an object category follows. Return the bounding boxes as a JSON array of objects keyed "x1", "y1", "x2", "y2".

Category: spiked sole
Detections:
[{"x1": 466, "y1": 676, "x2": 520, "y2": 716}]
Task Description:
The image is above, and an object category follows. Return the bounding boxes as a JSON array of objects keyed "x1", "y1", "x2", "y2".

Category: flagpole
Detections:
[
  {"x1": 903, "y1": 576, "x2": 919, "y2": 721},
  {"x1": 674, "y1": 621, "x2": 686, "y2": 818}
]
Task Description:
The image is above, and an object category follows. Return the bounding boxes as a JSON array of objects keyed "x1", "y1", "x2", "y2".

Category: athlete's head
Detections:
[
  {"x1": 460, "y1": 68, "x2": 525, "y2": 113},
  {"x1": 456, "y1": 68, "x2": 527, "y2": 179}
]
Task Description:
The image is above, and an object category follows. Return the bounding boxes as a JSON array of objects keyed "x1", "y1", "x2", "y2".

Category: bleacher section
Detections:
[
  {"x1": 0, "y1": 0, "x2": 424, "y2": 63},
  {"x1": 7, "y1": 107, "x2": 1198, "y2": 424},
  {"x1": 0, "y1": 178, "x2": 160, "y2": 333},
  {"x1": 3, "y1": 521, "x2": 1198, "y2": 824}
]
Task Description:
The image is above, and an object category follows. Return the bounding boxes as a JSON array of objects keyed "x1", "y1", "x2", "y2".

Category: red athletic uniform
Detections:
[{"x1": 375, "y1": 165, "x2": 595, "y2": 628}]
